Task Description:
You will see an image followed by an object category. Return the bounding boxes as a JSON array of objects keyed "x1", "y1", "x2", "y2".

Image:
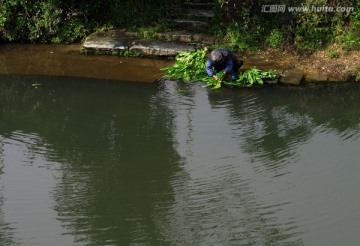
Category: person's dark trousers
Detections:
[{"x1": 233, "y1": 59, "x2": 243, "y2": 74}]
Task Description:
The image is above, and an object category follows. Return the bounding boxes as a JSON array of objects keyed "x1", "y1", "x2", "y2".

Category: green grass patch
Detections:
[{"x1": 328, "y1": 49, "x2": 340, "y2": 58}]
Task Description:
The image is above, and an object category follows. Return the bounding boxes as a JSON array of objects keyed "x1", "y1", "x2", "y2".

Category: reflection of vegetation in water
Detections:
[
  {"x1": 1, "y1": 76, "x2": 360, "y2": 244},
  {"x1": 0, "y1": 136, "x2": 17, "y2": 246},
  {"x1": 155, "y1": 81, "x2": 303, "y2": 245},
  {"x1": 225, "y1": 97, "x2": 312, "y2": 170},
  {"x1": 295, "y1": 85, "x2": 360, "y2": 131},
  {"x1": 0, "y1": 75, "x2": 180, "y2": 245},
  {"x1": 208, "y1": 85, "x2": 360, "y2": 171},
  {"x1": 0, "y1": 56, "x2": 7, "y2": 74}
]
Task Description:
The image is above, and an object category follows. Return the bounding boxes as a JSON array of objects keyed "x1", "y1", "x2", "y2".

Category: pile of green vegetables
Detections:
[{"x1": 162, "y1": 49, "x2": 276, "y2": 89}]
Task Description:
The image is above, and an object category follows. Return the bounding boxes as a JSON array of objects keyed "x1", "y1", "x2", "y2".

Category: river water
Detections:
[{"x1": 1, "y1": 45, "x2": 360, "y2": 245}]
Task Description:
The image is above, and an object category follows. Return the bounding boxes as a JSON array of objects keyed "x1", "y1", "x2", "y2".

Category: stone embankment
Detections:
[{"x1": 82, "y1": 0, "x2": 350, "y2": 85}]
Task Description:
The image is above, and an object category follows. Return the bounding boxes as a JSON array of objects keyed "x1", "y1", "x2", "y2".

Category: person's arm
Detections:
[
  {"x1": 206, "y1": 59, "x2": 220, "y2": 81},
  {"x1": 206, "y1": 59, "x2": 215, "y2": 76},
  {"x1": 224, "y1": 57, "x2": 234, "y2": 74}
]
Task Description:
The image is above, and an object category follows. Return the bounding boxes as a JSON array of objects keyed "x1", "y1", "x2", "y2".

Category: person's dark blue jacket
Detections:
[{"x1": 206, "y1": 48, "x2": 238, "y2": 76}]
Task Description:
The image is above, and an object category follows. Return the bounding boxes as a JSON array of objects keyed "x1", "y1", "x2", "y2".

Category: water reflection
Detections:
[
  {"x1": 207, "y1": 85, "x2": 360, "y2": 174},
  {"x1": 0, "y1": 136, "x2": 15, "y2": 246},
  {"x1": 157, "y1": 80, "x2": 360, "y2": 245},
  {"x1": 0, "y1": 76, "x2": 360, "y2": 245},
  {"x1": 0, "y1": 44, "x2": 172, "y2": 83},
  {"x1": 159, "y1": 81, "x2": 304, "y2": 245},
  {"x1": 0, "y1": 75, "x2": 180, "y2": 245}
]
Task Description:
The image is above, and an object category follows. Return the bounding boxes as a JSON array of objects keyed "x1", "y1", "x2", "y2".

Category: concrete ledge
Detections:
[
  {"x1": 169, "y1": 19, "x2": 209, "y2": 30},
  {"x1": 304, "y1": 74, "x2": 328, "y2": 83},
  {"x1": 83, "y1": 30, "x2": 131, "y2": 50},
  {"x1": 156, "y1": 31, "x2": 193, "y2": 42},
  {"x1": 279, "y1": 69, "x2": 304, "y2": 85},
  {"x1": 130, "y1": 40, "x2": 195, "y2": 57},
  {"x1": 82, "y1": 30, "x2": 195, "y2": 57},
  {"x1": 183, "y1": 2, "x2": 215, "y2": 9}
]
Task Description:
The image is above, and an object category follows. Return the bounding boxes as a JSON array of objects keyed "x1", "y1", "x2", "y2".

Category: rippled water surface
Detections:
[{"x1": 1, "y1": 75, "x2": 360, "y2": 245}]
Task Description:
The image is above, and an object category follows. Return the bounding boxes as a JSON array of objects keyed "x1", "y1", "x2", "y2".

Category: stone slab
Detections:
[
  {"x1": 201, "y1": 36, "x2": 221, "y2": 46},
  {"x1": 130, "y1": 40, "x2": 195, "y2": 57},
  {"x1": 279, "y1": 69, "x2": 304, "y2": 85},
  {"x1": 83, "y1": 30, "x2": 130, "y2": 52},
  {"x1": 304, "y1": 74, "x2": 328, "y2": 83},
  {"x1": 157, "y1": 31, "x2": 193, "y2": 42},
  {"x1": 82, "y1": 30, "x2": 196, "y2": 57},
  {"x1": 328, "y1": 77, "x2": 344, "y2": 83},
  {"x1": 183, "y1": 2, "x2": 215, "y2": 9},
  {"x1": 181, "y1": 8, "x2": 214, "y2": 20},
  {"x1": 169, "y1": 19, "x2": 209, "y2": 29}
]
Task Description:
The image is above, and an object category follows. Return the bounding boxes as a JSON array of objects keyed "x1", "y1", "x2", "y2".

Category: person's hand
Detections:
[
  {"x1": 223, "y1": 71, "x2": 231, "y2": 79},
  {"x1": 213, "y1": 75, "x2": 220, "y2": 81}
]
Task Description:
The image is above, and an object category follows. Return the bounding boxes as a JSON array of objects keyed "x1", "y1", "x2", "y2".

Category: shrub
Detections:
[
  {"x1": 265, "y1": 29, "x2": 283, "y2": 48},
  {"x1": 0, "y1": 0, "x2": 180, "y2": 43},
  {"x1": 336, "y1": 29, "x2": 359, "y2": 50}
]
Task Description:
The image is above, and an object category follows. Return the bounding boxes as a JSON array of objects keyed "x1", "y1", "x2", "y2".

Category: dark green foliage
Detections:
[
  {"x1": 162, "y1": 49, "x2": 276, "y2": 89},
  {"x1": 0, "y1": 0, "x2": 180, "y2": 43},
  {"x1": 214, "y1": 0, "x2": 359, "y2": 52},
  {"x1": 265, "y1": 29, "x2": 284, "y2": 48},
  {"x1": 1, "y1": 0, "x2": 358, "y2": 53},
  {"x1": 334, "y1": 1, "x2": 360, "y2": 51},
  {"x1": 212, "y1": 0, "x2": 298, "y2": 50},
  {"x1": 0, "y1": 0, "x2": 88, "y2": 43}
]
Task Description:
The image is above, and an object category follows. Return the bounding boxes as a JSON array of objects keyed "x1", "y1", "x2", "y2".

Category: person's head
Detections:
[{"x1": 210, "y1": 50, "x2": 223, "y2": 64}]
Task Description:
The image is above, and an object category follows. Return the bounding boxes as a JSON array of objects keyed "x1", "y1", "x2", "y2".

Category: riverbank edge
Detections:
[
  {"x1": 81, "y1": 29, "x2": 359, "y2": 85},
  {"x1": 240, "y1": 47, "x2": 360, "y2": 85}
]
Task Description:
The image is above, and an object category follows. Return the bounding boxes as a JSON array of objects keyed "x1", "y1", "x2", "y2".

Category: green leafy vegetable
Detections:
[
  {"x1": 161, "y1": 49, "x2": 209, "y2": 82},
  {"x1": 162, "y1": 49, "x2": 276, "y2": 89},
  {"x1": 206, "y1": 68, "x2": 276, "y2": 89}
]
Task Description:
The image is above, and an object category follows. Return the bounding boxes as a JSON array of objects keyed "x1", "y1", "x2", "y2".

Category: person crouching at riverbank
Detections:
[{"x1": 206, "y1": 48, "x2": 243, "y2": 81}]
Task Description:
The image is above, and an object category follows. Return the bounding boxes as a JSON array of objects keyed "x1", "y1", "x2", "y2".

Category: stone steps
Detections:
[
  {"x1": 183, "y1": 2, "x2": 215, "y2": 9},
  {"x1": 140, "y1": 0, "x2": 216, "y2": 46},
  {"x1": 183, "y1": 0, "x2": 214, "y2": 2},
  {"x1": 171, "y1": 8, "x2": 214, "y2": 21},
  {"x1": 182, "y1": 8, "x2": 214, "y2": 18},
  {"x1": 155, "y1": 30, "x2": 221, "y2": 46},
  {"x1": 168, "y1": 19, "x2": 209, "y2": 30},
  {"x1": 166, "y1": 0, "x2": 214, "y2": 32}
]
